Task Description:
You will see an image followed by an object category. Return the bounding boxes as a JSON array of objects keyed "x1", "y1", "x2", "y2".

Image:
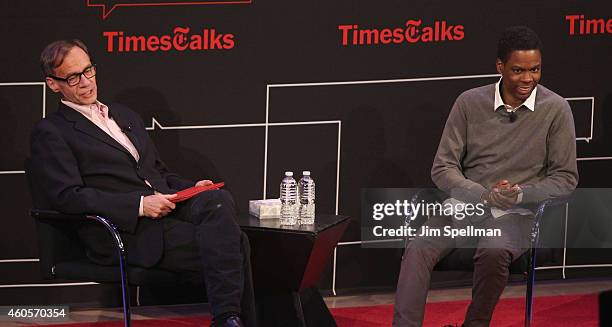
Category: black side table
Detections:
[{"x1": 237, "y1": 214, "x2": 350, "y2": 327}]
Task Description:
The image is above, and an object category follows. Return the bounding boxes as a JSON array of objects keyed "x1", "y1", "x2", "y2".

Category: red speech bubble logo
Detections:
[{"x1": 87, "y1": 0, "x2": 252, "y2": 19}]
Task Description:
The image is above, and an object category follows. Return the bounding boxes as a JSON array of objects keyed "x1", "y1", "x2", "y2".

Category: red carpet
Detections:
[
  {"x1": 333, "y1": 294, "x2": 598, "y2": 327},
  {"x1": 33, "y1": 294, "x2": 598, "y2": 326}
]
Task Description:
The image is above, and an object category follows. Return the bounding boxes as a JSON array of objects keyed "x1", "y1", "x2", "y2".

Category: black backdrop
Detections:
[{"x1": 1, "y1": 0, "x2": 611, "y2": 305}]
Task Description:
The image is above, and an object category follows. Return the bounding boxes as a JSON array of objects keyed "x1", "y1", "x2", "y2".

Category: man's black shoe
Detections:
[{"x1": 211, "y1": 315, "x2": 244, "y2": 327}]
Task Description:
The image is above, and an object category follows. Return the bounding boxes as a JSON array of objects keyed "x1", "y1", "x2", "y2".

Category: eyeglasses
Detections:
[{"x1": 48, "y1": 64, "x2": 96, "y2": 86}]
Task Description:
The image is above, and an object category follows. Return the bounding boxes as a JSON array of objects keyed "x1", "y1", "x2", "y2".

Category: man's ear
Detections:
[
  {"x1": 495, "y1": 59, "x2": 503, "y2": 74},
  {"x1": 45, "y1": 77, "x2": 60, "y2": 93}
]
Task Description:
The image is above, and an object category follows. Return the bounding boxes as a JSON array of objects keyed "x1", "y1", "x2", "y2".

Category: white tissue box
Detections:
[{"x1": 249, "y1": 199, "x2": 281, "y2": 219}]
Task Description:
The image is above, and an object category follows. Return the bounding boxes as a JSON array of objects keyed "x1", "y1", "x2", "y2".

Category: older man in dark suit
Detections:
[{"x1": 29, "y1": 39, "x2": 254, "y2": 327}]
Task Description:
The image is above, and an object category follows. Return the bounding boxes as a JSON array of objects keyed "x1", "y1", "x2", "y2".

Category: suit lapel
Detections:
[
  {"x1": 107, "y1": 105, "x2": 144, "y2": 157},
  {"x1": 59, "y1": 103, "x2": 137, "y2": 161}
]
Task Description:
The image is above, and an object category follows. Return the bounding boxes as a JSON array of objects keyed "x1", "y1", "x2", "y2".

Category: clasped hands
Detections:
[
  {"x1": 143, "y1": 180, "x2": 214, "y2": 218},
  {"x1": 481, "y1": 180, "x2": 521, "y2": 210}
]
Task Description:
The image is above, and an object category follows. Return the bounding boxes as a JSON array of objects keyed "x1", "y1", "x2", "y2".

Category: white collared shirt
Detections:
[{"x1": 494, "y1": 77, "x2": 537, "y2": 113}]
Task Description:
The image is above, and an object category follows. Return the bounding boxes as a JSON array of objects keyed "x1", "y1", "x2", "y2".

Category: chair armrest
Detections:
[
  {"x1": 30, "y1": 209, "x2": 127, "y2": 267},
  {"x1": 532, "y1": 195, "x2": 573, "y2": 227},
  {"x1": 533, "y1": 195, "x2": 572, "y2": 218},
  {"x1": 30, "y1": 209, "x2": 89, "y2": 221},
  {"x1": 531, "y1": 195, "x2": 573, "y2": 247}
]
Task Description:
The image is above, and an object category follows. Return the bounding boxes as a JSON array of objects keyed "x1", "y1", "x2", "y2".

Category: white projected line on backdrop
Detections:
[
  {"x1": 148, "y1": 117, "x2": 342, "y2": 216},
  {"x1": 0, "y1": 82, "x2": 45, "y2": 174},
  {"x1": 567, "y1": 97, "x2": 594, "y2": 142},
  {"x1": 146, "y1": 117, "x2": 339, "y2": 130}
]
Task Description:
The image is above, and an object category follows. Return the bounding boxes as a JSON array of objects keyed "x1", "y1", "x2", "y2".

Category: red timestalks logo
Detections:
[
  {"x1": 565, "y1": 14, "x2": 612, "y2": 35},
  {"x1": 338, "y1": 19, "x2": 465, "y2": 46},
  {"x1": 87, "y1": 0, "x2": 252, "y2": 20},
  {"x1": 103, "y1": 27, "x2": 235, "y2": 52}
]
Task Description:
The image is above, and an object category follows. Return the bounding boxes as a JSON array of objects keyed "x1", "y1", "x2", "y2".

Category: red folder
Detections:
[{"x1": 171, "y1": 182, "x2": 225, "y2": 203}]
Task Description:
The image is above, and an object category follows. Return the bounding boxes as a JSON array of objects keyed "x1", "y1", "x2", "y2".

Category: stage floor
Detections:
[{"x1": 5, "y1": 278, "x2": 612, "y2": 326}]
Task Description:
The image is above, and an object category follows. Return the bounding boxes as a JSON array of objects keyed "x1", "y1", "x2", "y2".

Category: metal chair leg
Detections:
[
  {"x1": 524, "y1": 247, "x2": 537, "y2": 327},
  {"x1": 90, "y1": 215, "x2": 131, "y2": 327},
  {"x1": 119, "y1": 243, "x2": 131, "y2": 327},
  {"x1": 292, "y1": 292, "x2": 307, "y2": 327}
]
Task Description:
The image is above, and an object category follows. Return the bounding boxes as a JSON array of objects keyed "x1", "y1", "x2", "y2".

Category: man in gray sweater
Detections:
[{"x1": 392, "y1": 26, "x2": 578, "y2": 327}]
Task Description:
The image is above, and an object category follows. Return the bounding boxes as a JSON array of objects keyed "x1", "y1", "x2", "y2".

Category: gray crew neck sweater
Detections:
[{"x1": 431, "y1": 83, "x2": 578, "y2": 204}]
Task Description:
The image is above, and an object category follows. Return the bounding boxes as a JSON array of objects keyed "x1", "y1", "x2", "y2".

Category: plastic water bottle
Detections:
[
  {"x1": 280, "y1": 171, "x2": 298, "y2": 225},
  {"x1": 298, "y1": 171, "x2": 316, "y2": 225}
]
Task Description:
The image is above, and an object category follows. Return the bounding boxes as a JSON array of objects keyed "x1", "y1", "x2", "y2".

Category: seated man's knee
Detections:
[
  {"x1": 215, "y1": 188, "x2": 234, "y2": 201},
  {"x1": 403, "y1": 240, "x2": 443, "y2": 269},
  {"x1": 202, "y1": 188, "x2": 233, "y2": 202},
  {"x1": 214, "y1": 189, "x2": 236, "y2": 209},
  {"x1": 187, "y1": 190, "x2": 238, "y2": 228},
  {"x1": 474, "y1": 247, "x2": 512, "y2": 267},
  {"x1": 192, "y1": 189, "x2": 235, "y2": 210}
]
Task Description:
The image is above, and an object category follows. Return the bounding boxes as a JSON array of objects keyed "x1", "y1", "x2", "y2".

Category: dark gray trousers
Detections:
[
  {"x1": 156, "y1": 189, "x2": 257, "y2": 327},
  {"x1": 392, "y1": 213, "x2": 533, "y2": 327}
]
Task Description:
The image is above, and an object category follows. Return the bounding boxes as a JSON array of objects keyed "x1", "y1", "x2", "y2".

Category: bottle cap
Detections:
[
  {"x1": 302, "y1": 171, "x2": 310, "y2": 176},
  {"x1": 285, "y1": 171, "x2": 293, "y2": 177}
]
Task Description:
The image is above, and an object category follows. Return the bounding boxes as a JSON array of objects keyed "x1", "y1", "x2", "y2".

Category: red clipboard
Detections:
[{"x1": 171, "y1": 182, "x2": 225, "y2": 203}]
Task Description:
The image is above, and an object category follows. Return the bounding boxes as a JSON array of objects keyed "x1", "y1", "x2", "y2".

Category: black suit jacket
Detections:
[{"x1": 29, "y1": 102, "x2": 195, "y2": 267}]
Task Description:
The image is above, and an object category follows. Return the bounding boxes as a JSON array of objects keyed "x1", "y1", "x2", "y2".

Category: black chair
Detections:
[
  {"x1": 403, "y1": 189, "x2": 569, "y2": 327},
  {"x1": 25, "y1": 160, "x2": 196, "y2": 327},
  {"x1": 30, "y1": 210, "x2": 193, "y2": 327}
]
